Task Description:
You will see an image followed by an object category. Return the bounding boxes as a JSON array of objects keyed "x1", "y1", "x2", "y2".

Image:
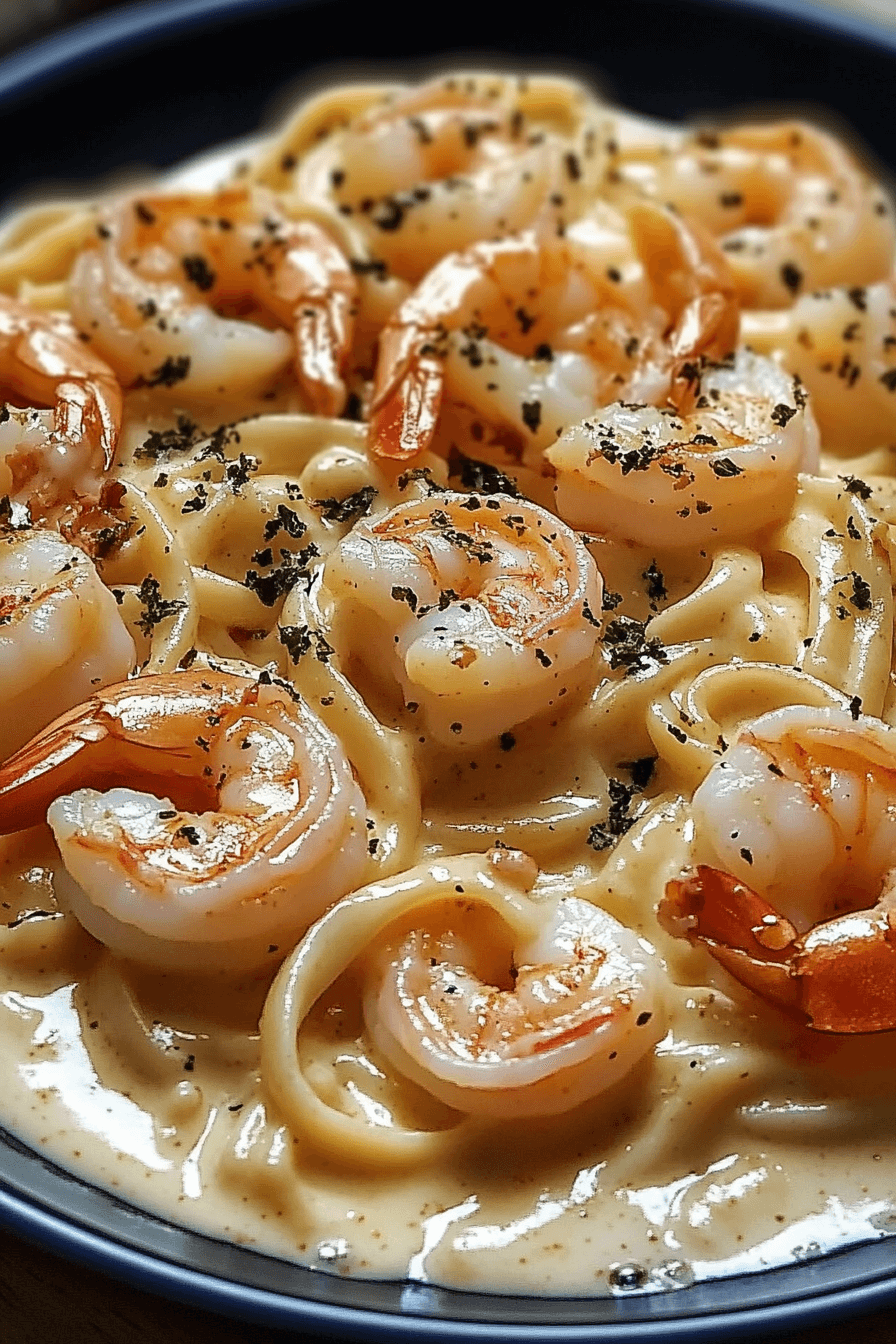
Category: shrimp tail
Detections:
[
  {"x1": 368, "y1": 325, "x2": 443, "y2": 460},
  {"x1": 663, "y1": 865, "x2": 896, "y2": 1033},
  {"x1": 54, "y1": 376, "x2": 121, "y2": 472},
  {"x1": 294, "y1": 295, "x2": 351, "y2": 418},
  {"x1": 0, "y1": 691, "x2": 216, "y2": 833}
]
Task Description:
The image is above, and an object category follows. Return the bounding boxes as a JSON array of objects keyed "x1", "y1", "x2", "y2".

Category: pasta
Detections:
[{"x1": 0, "y1": 67, "x2": 893, "y2": 1302}]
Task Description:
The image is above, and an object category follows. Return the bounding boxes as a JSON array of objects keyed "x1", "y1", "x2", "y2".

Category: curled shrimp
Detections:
[
  {"x1": 365, "y1": 893, "x2": 664, "y2": 1118},
  {"x1": 323, "y1": 491, "x2": 603, "y2": 745},
  {"x1": 68, "y1": 188, "x2": 357, "y2": 413},
  {"x1": 662, "y1": 705, "x2": 896, "y2": 1032},
  {"x1": 546, "y1": 348, "x2": 820, "y2": 547},
  {"x1": 0, "y1": 528, "x2": 134, "y2": 759},
  {"x1": 0, "y1": 295, "x2": 122, "y2": 513},
  {"x1": 368, "y1": 203, "x2": 737, "y2": 463},
  {"x1": 608, "y1": 118, "x2": 895, "y2": 307},
  {"x1": 0, "y1": 670, "x2": 368, "y2": 972},
  {"x1": 742, "y1": 281, "x2": 896, "y2": 453},
  {"x1": 286, "y1": 72, "x2": 605, "y2": 283}
]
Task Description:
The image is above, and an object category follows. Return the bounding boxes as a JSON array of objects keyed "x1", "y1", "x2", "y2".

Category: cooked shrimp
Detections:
[
  {"x1": 0, "y1": 670, "x2": 367, "y2": 971},
  {"x1": 68, "y1": 188, "x2": 357, "y2": 412},
  {"x1": 663, "y1": 704, "x2": 896, "y2": 1032},
  {"x1": 0, "y1": 295, "x2": 121, "y2": 513},
  {"x1": 364, "y1": 895, "x2": 664, "y2": 1117},
  {"x1": 368, "y1": 204, "x2": 737, "y2": 463},
  {"x1": 323, "y1": 491, "x2": 603, "y2": 745},
  {"x1": 608, "y1": 119, "x2": 895, "y2": 307},
  {"x1": 289, "y1": 73, "x2": 605, "y2": 283},
  {"x1": 546, "y1": 348, "x2": 820, "y2": 547},
  {"x1": 0, "y1": 529, "x2": 134, "y2": 759},
  {"x1": 742, "y1": 281, "x2": 896, "y2": 453}
]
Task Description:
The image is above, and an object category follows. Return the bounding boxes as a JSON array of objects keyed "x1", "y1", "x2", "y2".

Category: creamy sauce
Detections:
[{"x1": 0, "y1": 70, "x2": 893, "y2": 1305}]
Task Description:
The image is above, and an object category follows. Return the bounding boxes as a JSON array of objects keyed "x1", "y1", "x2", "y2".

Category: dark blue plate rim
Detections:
[
  {"x1": 1, "y1": 0, "x2": 896, "y2": 111},
  {"x1": 0, "y1": 0, "x2": 895, "y2": 1338}
]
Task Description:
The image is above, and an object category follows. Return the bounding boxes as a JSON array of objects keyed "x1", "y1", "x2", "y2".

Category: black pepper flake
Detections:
[
  {"x1": 182, "y1": 254, "x2": 217, "y2": 292},
  {"x1": 848, "y1": 287, "x2": 868, "y2": 311},
  {"x1": 515, "y1": 306, "x2": 537, "y2": 335},
  {"x1": 846, "y1": 515, "x2": 862, "y2": 541},
  {"x1": 278, "y1": 624, "x2": 334, "y2": 664},
  {"x1": 780, "y1": 262, "x2": 803, "y2": 295},
  {"x1": 136, "y1": 576, "x2": 186, "y2": 635},
  {"x1": 499, "y1": 732, "x2": 516, "y2": 751},
  {"x1": 521, "y1": 400, "x2": 542, "y2": 434},
  {"x1": 850, "y1": 573, "x2": 873, "y2": 611},
  {"x1": 602, "y1": 590, "x2": 623, "y2": 612},
  {"x1": 141, "y1": 355, "x2": 191, "y2": 388},
  {"x1": 880, "y1": 369, "x2": 896, "y2": 392},
  {"x1": 564, "y1": 152, "x2": 581, "y2": 181},
  {"x1": 244, "y1": 547, "x2": 317, "y2": 606},
  {"x1": 534, "y1": 648, "x2": 552, "y2": 667},
  {"x1": 183, "y1": 1054, "x2": 196, "y2": 1072},
  {"x1": 739, "y1": 847, "x2": 753, "y2": 865},
  {"x1": 636, "y1": 1011, "x2": 653, "y2": 1026},
  {"x1": 603, "y1": 616, "x2": 668, "y2": 674},
  {"x1": 391, "y1": 585, "x2": 418, "y2": 612},
  {"x1": 264, "y1": 503, "x2": 307, "y2": 541},
  {"x1": 767, "y1": 762, "x2": 784, "y2": 777},
  {"x1": 175, "y1": 825, "x2": 201, "y2": 845},
  {"x1": 667, "y1": 724, "x2": 687, "y2": 743},
  {"x1": 586, "y1": 762, "x2": 654, "y2": 853},
  {"x1": 719, "y1": 191, "x2": 743, "y2": 208},
  {"x1": 849, "y1": 695, "x2": 862, "y2": 720},
  {"x1": 709, "y1": 456, "x2": 743, "y2": 477},
  {"x1": 312, "y1": 485, "x2": 378, "y2": 523},
  {"x1": 447, "y1": 445, "x2": 520, "y2": 496},
  {"x1": 642, "y1": 560, "x2": 667, "y2": 608},
  {"x1": 839, "y1": 474, "x2": 873, "y2": 501}
]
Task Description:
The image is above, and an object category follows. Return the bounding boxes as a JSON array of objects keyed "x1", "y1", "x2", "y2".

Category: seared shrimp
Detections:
[
  {"x1": 368, "y1": 204, "x2": 737, "y2": 462},
  {"x1": 663, "y1": 705, "x2": 896, "y2": 1032},
  {"x1": 742, "y1": 281, "x2": 896, "y2": 453},
  {"x1": 287, "y1": 73, "x2": 605, "y2": 283},
  {"x1": 609, "y1": 119, "x2": 895, "y2": 307},
  {"x1": 0, "y1": 670, "x2": 367, "y2": 971},
  {"x1": 365, "y1": 894, "x2": 664, "y2": 1117},
  {"x1": 0, "y1": 295, "x2": 122, "y2": 513},
  {"x1": 0, "y1": 529, "x2": 134, "y2": 759},
  {"x1": 546, "y1": 348, "x2": 820, "y2": 547},
  {"x1": 68, "y1": 188, "x2": 357, "y2": 412},
  {"x1": 323, "y1": 492, "x2": 603, "y2": 745}
]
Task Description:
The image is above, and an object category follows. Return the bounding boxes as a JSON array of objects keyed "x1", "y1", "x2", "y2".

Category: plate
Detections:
[{"x1": 0, "y1": 0, "x2": 895, "y2": 1338}]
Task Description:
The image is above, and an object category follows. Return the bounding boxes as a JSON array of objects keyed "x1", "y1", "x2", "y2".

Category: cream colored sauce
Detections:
[
  {"x1": 0, "y1": 84, "x2": 893, "y2": 1306},
  {"x1": 0, "y1": 779, "x2": 893, "y2": 1297}
]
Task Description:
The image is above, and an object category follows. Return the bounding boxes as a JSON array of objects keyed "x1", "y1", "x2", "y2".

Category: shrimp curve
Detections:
[
  {"x1": 367, "y1": 203, "x2": 737, "y2": 463},
  {"x1": 0, "y1": 670, "x2": 368, "y2": 971},
  {"x1": 365, "y1": 894, "x2": 664, "y2": 1117},
  {"x1": 546, "y1": 348, "x2": 820, "y2": 547},
  {"x1": 68, "y1": 188, "x2": 357, "y2": 413},
  {"x1": 662, "y1": 705, "x2": 896, "y2": 1032},
  {"x1": 0, "y1": 528, "x2": 135, "y2": 759},
  {"x1": 323, "y1": 491, "x2": 603, "y2": 745},
  {"x1": 0, "y1": 295, "x2": 122, "y2": 512}
]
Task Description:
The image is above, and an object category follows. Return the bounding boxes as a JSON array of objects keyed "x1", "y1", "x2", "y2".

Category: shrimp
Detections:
[
  {"x1": 662, "y1": 705, "x2": 896, "y2": 1032},
  {"x1": 364, "y1": 895, "x2": 664, "y2": 1117},
  {"x1": 68, "y1": 188, "x2": 357, "y2": 413},
  {"x1": 288, "y1": 73, "x2": 606, "y2": 283},
  {"x1": 0, "y1": 295, "x2": 122, "y2": 513},
  {"x1": 546, "y1": 348, "x2": 820, "y2": 548},
  {"x1": 0, "y1": 670, "x2": 368, "y2": 972},
  {"x1": 367, "y1": 203, "x2": 737, "y2": 463},
  {"x1": 742, "y1": 281, "x2": 896, "y2": 453},
  {"x1": 607, "y1": 118, "x2": 895, "y2": 307},
  {"x1": 323, "y1": 491, "x2": 603, "y2": 745},
  {"x1": 0, "y1": 529, "x2": 134, "y2": 759}
]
